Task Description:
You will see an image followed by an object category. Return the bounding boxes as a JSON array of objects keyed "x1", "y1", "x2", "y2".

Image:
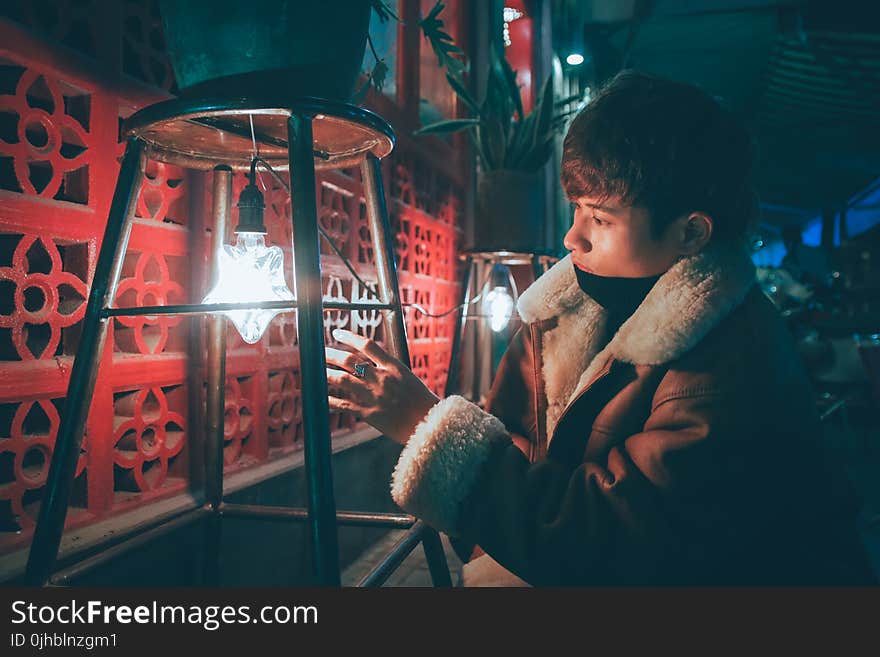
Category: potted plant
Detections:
[{"x1": 414, "y1": 7, "x2": 575, "y2": 252}]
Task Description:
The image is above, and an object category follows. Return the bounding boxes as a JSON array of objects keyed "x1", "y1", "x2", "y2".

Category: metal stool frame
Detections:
[{"x1": 24, "y1": 97, "x2": 452, "y2": 587}]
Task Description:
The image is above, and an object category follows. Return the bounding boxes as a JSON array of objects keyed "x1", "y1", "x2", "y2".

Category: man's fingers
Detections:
[
  {"x1": 326, "y1": 367, "x2": 378, "y2": 405},
  {"x1": 328, "y1": 395, "x2": 357, "y2": 413},
  {"x1": 325, "y1": 346, "x2": 368, "y2": 373},
  {"x1": 332, "y1": 329, "x2": 397, "y2": 368},
  {"x1": 326, "y1": 370, "x2": 360, "y2": 412},
  {"x1": 326, "y1": 367, "x2": 358, "y2": 388}
]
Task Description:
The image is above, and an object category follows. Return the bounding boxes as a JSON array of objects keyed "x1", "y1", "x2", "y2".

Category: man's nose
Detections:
[{"x1": 563, "y1": 226, "x2": 591, "y2": 253}]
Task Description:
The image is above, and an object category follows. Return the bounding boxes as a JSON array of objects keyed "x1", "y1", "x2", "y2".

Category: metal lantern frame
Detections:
[{"x1": 445, "y1": 249, "x2": 560, "y2": 400}]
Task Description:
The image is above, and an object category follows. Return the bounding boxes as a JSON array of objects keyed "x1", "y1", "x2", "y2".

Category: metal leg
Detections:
[
  {"x1": 25, "y1": 138, "x2": 147, "y2": 586},
  {"x1": 445, "y1": 255, "x2": 473, "y2": 398},
  {"x1": 421, "y1": 527, "x2": 453, "y2": 587},
  {"x1": 203, "y1": 165, "x2": 232, "y2": 584},
  {"x1": 288, "y1": 113, "x2": 340, "y2": 586},
  {"x1": 361, "y1": 154, "x2": 409, "y2": 364},
  {"x1": 530, "y1": 253, "x2": 545, "y2": 286},
  {"x1": 474, "y1": 258, "x2": 493, "y2": 403},
  {"x1": 361, "y1": 153, "x2": 452, "y2": 587},
  {"x1": 357, "y1": 523, "x2": 428, "y2": 587}
]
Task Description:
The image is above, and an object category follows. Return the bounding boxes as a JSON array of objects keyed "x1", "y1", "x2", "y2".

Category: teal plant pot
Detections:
[
  {"x1": 158, "y1": 0, "x2": 372, "y2": 101},
  {"x1": 472, "y1": 170, "x2": 544, "y2": 253}
]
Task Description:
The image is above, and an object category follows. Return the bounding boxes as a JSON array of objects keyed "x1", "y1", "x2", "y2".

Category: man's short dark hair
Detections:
[{"x1": 561, "y1": 70, "x2": 757, "y2": 243}]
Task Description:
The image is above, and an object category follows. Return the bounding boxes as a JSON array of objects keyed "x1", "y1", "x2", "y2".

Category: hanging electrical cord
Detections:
[
  {"x1": 249, "y1": 156, "x2": 504, "y2": 320},
  {"x1": 248, "y1": 114, "x2": 268, "y2": 193}
]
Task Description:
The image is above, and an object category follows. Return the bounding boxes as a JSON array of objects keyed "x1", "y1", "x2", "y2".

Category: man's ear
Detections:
[{"x1": 678, "y1": 212, "x2": 713, "y2": 254}]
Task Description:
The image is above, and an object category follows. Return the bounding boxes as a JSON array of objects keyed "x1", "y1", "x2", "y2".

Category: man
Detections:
[{"x1": 326, "y1": 71, "x2": 876, "y2": 585}]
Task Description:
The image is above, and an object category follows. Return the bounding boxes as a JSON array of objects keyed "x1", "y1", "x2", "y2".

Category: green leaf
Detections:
[
  {"x1": 506, "y1": 113, "x2": 533, "y2": 169},
  {"x1": 483, "y1": 114, "x2": 506, "y2": 170},
  {"x1": 370, "y1": 0, "x2": 400, "y2": 23},
  {"x1": 503, "y1": 120, "x2": 521, "y2": 168},
  {"x1": 445, "y1": 71, "x2": 480, "y2": 116},
  {"x1": 371, "y1": 59, "x2": 389, "y2": 93},
  {"x1": 413, "y1": 118, "x2": 481, "y2": 135},
  {"x1": 419, "y1": 1, "x2": 467, "y2": 77},
  {"x1": 476, "y1": 122, "x2": 498, "y2": 169},
  {"x1": 468, "y1": 130, "x2": 490, "y2": 171},
  {"x1": 485, "y1": 63, "x2": 512, "y2": 132},
  {"x1": 531, "y1": 71, "x2": 556, "y2": 154},
  {"x1": 352, "y1": 57, "x2": 390, "y2": 105},
  {"x1": 493, "y1": 42, "x2": 523, "y2": 121},
  {"x1": 424, "y1": 0, "x2": 443, "y2": 21}
]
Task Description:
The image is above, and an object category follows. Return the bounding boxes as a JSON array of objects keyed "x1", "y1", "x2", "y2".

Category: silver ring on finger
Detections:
[{"x1": 353, "y1": 362, "x2": 372, "y2": 379}]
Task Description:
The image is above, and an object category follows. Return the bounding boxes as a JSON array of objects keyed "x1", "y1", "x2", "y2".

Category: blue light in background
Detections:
[
  {"x1": 751, "y1": 177, "x2": 879, "y2": 267},
  {"x1": 751, "y1": 240, "x2": 787, "y2": 267}
]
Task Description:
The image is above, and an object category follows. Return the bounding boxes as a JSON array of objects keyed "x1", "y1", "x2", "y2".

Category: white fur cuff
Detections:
[{"x1": 390, "y1": 395, "x2": 510, "y2": 534}]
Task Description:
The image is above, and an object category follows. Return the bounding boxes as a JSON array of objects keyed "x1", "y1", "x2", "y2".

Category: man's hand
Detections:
[{"x1": 325, "y1": 329, "x2": 440, "y2": 444}]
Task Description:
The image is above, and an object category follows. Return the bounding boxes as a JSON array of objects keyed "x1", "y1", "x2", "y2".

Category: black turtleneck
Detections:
[{"x1": 573, "y1": 263, "x2": 661, "y2": 334}]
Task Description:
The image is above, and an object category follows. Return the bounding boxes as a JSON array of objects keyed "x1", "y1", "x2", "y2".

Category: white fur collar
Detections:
[{"x1": 516, "y1": 244, "x2": 756, "y2": 438}]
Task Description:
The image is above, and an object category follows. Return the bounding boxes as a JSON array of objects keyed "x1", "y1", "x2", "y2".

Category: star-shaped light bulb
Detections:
[
  {"x1": 202, "y1": 162, "x2": 295, "y2": 344},
  {"x1": 484, "y1": 285, "x2": 514, "y2": 332},
  {"x1": 202, "y1": 231, "x2": 294, "y2": 343}
]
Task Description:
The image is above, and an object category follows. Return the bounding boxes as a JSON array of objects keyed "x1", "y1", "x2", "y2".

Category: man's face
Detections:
[{"x1": 563, "y1": 194, "x2": 684, "y2": 278}]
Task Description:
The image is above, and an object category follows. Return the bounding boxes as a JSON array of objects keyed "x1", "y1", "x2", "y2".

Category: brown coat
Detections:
[{"x1": 391, "y1": 245, "x2": 876, "y2": 585}]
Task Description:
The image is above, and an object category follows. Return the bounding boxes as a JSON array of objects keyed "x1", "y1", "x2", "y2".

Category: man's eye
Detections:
[{"x1": 592, "y1": 213, "x2": 606, "y2": 226}]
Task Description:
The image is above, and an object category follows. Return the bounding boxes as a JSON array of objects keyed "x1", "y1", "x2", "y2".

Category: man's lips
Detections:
[{"x1": 573, "y1": 260, "x2": 593, "y2": 274}]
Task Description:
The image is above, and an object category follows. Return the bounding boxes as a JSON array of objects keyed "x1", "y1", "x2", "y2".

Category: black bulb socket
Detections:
[{"x1": 235, "y1": 180, "x2": 267, "y2": 234}]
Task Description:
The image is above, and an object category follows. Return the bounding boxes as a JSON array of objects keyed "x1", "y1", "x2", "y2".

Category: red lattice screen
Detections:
[{"x1": 0, "y1": 2, "x2": 464, "y2": 559}]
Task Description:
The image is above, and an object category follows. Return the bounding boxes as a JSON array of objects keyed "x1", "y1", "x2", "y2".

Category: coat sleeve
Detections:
[
  {"x1": 390, "y1": 388, "x2": 747, "y2": 585},
  {"x1": 482, "y1": 324, "x2": 540, "y2": 457},
  {"x1": 430, "y1": 324, "x2": 539, "y2": 564}
]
